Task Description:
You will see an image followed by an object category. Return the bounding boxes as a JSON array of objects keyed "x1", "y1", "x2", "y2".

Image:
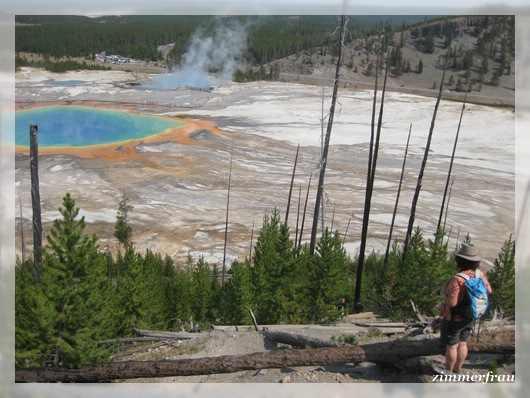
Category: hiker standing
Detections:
[{"x1": 439, "y1": 243, "x2": 492, "y2": 373}]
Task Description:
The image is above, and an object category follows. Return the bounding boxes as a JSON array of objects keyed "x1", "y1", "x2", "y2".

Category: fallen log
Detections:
[
  {"x1": 99, "y1": 337, "x2": 194, "y2": 345},
  {"x1": 261, "y1": 330, "x2": 350, "y2": 348},
  {"x1": 15, "y1": 329, "x2": 514, "y2": 383},
  {"x1": 211, "y1": 325, "x2": 255, "y2": 332},
  {"x1": 133, "y1": 328, "x2": 199, "y2": 339}
]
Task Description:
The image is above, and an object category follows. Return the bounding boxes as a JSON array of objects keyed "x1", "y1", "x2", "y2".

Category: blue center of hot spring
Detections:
[{"x1": 15, "y1": 106, "x2": 184, "y2": 147}]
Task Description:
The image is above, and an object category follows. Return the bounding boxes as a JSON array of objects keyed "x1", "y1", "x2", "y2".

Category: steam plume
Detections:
[{"x1": 159, "y1": 19, "x2": 248, "y2": 89}]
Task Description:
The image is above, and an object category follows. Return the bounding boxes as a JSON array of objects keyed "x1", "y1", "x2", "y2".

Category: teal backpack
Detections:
[{"x1": 451, "y1": 269, "x2": 489, "y2": 321}]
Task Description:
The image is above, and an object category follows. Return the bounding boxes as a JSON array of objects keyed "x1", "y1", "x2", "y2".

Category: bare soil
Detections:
[{"x1": 114, "y1": 315, "x2": 515, "y2": 383}]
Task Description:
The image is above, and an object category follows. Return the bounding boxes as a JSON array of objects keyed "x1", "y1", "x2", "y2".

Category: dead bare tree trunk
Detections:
[
  {"x1": 442, "y1": 178, "x2": 454, "y2": 233},
  {"x1": 285, "y1": 143, "x2": 300, "y2": 225},
  {"x1": 298, "y1": 172, "x2": 312, "y2": 248},
  {"x1": 309, "y1": 15, "x2": 347, "y2": 254},
  {"x1": 402, "y1": 55, "x2": 448, "y2": 260},
  {"x1": 353, "y1": 51, "x2": 390, "y2": 313},
  {"x1": 384, "y1": 123, "x2": 412, "y2": 266},
  {"x1": 15, "y1": 329, "x2": 514, "y2": 382},
  {"x1": 342, "y1": 216, "x2": 351, "y2": 246},
  {"x1": 248, "y1": 219, "x2": 255, "y2": 261},
  {"x1": 222, "y1": 147, "x2": 233, "y2": 287},
  {"x1": 295, "y1": 186, "x2": 302, "y2": 246},
  {"x1": 30, "y1": 124, "x2": 42, "y2": 280},
  {"x1": 330, "y1": 202, "x2": 336, "y2": 232},
  {"x1": 19, "y1": 195, "x2": 26, "y2": 262},
  {"x1": 434, "y1": 92, "x2": 467, "y2": 247}
]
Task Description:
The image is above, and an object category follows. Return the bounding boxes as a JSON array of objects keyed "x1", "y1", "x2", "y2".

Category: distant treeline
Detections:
[
  {"x1": 15, "y1": 15, "x2": 435, "y2": 66},
  {"x1": 15, "y1": 55, "x2": 110, "y2": 73}
]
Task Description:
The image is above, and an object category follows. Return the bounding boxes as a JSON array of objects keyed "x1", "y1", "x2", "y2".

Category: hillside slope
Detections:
[{"x1": 264, "y1": 16, "x2": 515, "y2": 106}]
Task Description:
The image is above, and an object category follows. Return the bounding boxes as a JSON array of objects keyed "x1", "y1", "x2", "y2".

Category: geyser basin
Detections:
[
  {"x1": 139, "y1": 71, "x2": 217, "y2": 90},
  {"x1": 15, "y1": 106, "x2": 184, "y2": 147}
]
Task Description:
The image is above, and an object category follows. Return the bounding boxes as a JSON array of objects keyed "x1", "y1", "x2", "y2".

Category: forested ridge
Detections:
[
  {"x1": 15, "y1": 15, "x2": 434, "y2": 65},
  {"x1": 15, "y1": 14, "x2": 515, "y2": 96},
  {"x1": 16, "y1": 193, "x2": 515, "y2": 369}
]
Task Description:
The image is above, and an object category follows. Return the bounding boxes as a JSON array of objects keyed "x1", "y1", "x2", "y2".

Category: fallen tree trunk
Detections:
[
  {"x1": 99, "y1": 337, "x2": 193, "y2": 345},
  {"x1": 261, "y1": 330, "x2": 350, "y2": 348},
  {"x1": 132, "y1": 328, "x2": 198, "y2": 340},
  {"x1": 15, "y1": 329, "x2": 514, "y2": 383}
]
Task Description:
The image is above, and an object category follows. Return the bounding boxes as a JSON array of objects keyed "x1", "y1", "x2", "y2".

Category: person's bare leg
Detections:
[
  {"x1": 454, "y1": 342, "x2": 468, "y2": 373},
  {"x1": 445, "y1": 344, "x2": 458, "y2": 371}
]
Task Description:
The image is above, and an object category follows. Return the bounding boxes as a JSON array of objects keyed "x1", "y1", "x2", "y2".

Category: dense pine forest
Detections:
[
  {"x1": 15, "y1": 15, "x2": 435, "y2": 69},
  {"x1": 16, "y1": 193, "x2": 514, "y2": 368}
]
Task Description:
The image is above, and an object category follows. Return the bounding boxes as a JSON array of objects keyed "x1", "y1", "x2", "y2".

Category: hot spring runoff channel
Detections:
[{"x1": 15, "y1": 106, "x2": 184, "y2": 147}]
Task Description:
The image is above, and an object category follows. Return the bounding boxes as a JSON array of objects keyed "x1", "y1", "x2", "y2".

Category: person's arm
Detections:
[
  {"x1": 444, "y1": 291, "x2": 459, "y2": 308},
  {"x1": 484, "y1": 275, "x2": 493, "y2": 294},
  {"x1": 444, "y1": 277, "x2": 460, "y2": 308}
]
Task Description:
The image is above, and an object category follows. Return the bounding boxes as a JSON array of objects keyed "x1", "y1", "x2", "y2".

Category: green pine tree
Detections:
[
  {"x1": 488, "y1": 235, "x2": 515, "y2": 316},
  {"x1": 40, "y1": 193, "x2": 113, "y2": 366},
  {"x1": 191, "y1": 256, "x2": 214, "y2": 326},
  {"x1": 15, "y1": 259, "x2": 57, "y2": 367},
  {"x1": 251, "y1": 209, "x2": 296, "y2": 324},
  {"x1": 114, "y1": 193, "x2": 134, "y2": 249},
  {"x1": 392, "y1": 227, "x2": 452, "y2": 320},
  {"x1": 222, "y1": 260, "x2": 254, "y2": 325},
  {"x1": 309, "y1": 228, "x2": 351, "y2": 323}
]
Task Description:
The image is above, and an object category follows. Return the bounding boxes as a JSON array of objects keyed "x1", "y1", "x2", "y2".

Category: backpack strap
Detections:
[{"x1": 456, "y1": 272, "x2": 470, "y2": 281}]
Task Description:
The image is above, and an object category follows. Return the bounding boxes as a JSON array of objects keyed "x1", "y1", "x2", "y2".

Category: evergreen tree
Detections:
[
  {"x1": 423, "y1": 28, "x2": 435, "y2": 54},
  {"x1": 40, "y1": 193, "x2": 113, "y2": 366},
  {"x1": 309, "y1": 229, "x2": 352, "y2": 322},
  {"x1": 491, "y1": 67, "x2": 502, "y2": 86},
  {"x1": 191, "y1": 256, "x2": 214, "y2": 326},
  {"x1": 488, "y1": 235, "x2": 515, "y2": 316},
  {"x1": 114, "y1": 194, "x2": 134, "y2": 249},
  {"x1": 222, "y1": 260, "x2": 254, "y2": 325},
  {"x1": 210, "y1": 263, "x2": 223, "y2": 322},
  {"x1": 251, "y1": 210, "x2": 296, "y2": 324},
  {"x1": 393, "y1": 227, "x2": 452, "y2": 320},
  {"x1": 361, "y1": 242, "x2": 400, "y2": 318},
  {"x1": 138, "y1": 249, "x2": 170, "y2": 328},
  {"x1": 481, "y1": 55, "x2": 489, "y2": 75},
  {"x1": 172, "y1": 264, "x2": 194, "y2": 330},
  {"x1": 15, "y1": 259, "x2": 57, "y2": 367},
  {"x1": 113, "y1": 246, "x2": 143, "y2": 333}
]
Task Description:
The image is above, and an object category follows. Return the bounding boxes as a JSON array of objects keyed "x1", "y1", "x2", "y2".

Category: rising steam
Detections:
[{"x1": 153, "y1": 19, "x2": 248, "y2": 89}]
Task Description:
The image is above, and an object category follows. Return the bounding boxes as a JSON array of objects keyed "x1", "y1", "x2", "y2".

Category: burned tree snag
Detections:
[
  {"x1": 285, "y1": 143, "x2": 300, "y2": 225},
  {"x1": 434, "y1": 92, "x2": 467, "y2": 247},
  {"x1": 403, "y1": 54, "x2": 449, "y2": 260},
  {"x1": 298, "y1": 172, "x2": 312, "y2": 249},
  {"x1": 353, "y1": 50, "x2": 390, "y2": 313},
  {"x1": 30, "y1": 124, "x2": 42, "y2": 280},
  {"x1": 384, "y1": 123, "x2": 412, "y2": 266},
  {"x1": 309, "y1": 15, "x2": 347, "y2": 254},
  {"x1": 222, "y1": 147, "x2": 233, "y2": 287}
]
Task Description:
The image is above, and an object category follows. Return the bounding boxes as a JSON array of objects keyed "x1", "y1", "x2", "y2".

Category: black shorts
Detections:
[{"x1": 440, "y1": 318, "x2": 473, "y2": 346}]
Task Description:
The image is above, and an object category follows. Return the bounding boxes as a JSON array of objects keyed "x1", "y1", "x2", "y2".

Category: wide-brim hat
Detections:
[{"x1": 455, "y1": 243, "x2": 482, "y2": 262}]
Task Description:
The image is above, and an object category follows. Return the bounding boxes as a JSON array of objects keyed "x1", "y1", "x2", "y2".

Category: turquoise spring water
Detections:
[{"x1": 15, "y1": 106, "x2": 184, "y2": 147}]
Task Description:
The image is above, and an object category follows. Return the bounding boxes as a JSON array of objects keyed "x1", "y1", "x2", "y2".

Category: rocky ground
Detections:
[{"x1": 113, "y1": 313, "x2": 515, "y2": 383}]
